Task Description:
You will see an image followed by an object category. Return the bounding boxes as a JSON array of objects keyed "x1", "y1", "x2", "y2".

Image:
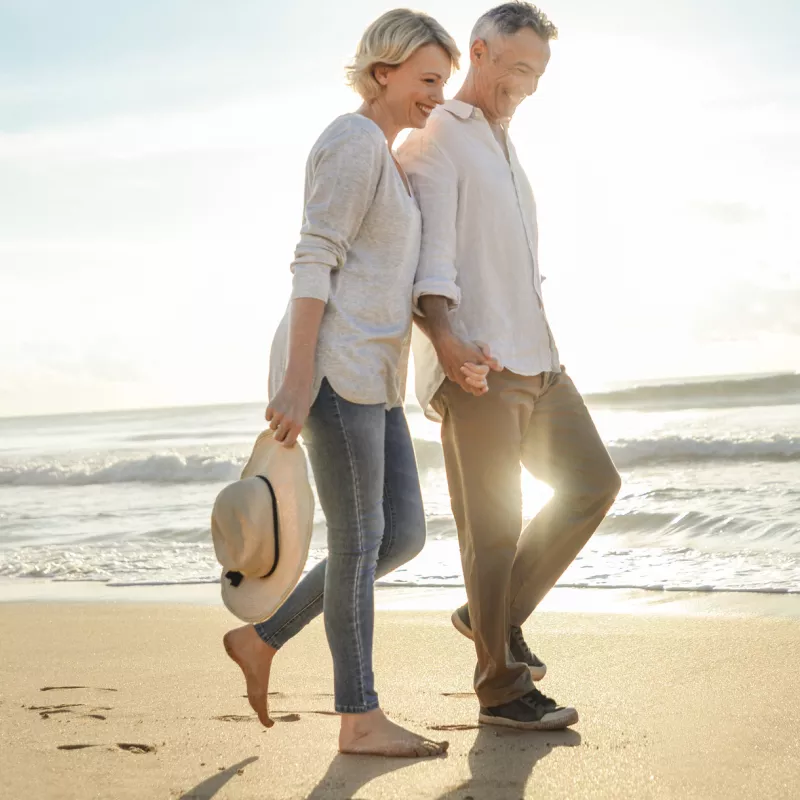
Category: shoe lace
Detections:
[
  {"x1": 510, "y1": 625, "x2": 534, "y2": 662},
  {"x1": 523, "y1": 686, "x2": 555, "y2": 709}
]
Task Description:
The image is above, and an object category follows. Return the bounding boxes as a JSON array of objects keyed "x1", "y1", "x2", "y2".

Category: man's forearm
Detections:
[
  {"x1": 414, "y1": 294, "x2": 491, "y2": 395},
  {"x1": 416, "y1": 295, "x2": 454, "y2": 344}
]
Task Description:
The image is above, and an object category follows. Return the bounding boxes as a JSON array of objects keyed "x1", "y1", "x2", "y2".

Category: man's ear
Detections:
[{"x1": 471, "y1": 38, "x2": 488, "y2": 64}]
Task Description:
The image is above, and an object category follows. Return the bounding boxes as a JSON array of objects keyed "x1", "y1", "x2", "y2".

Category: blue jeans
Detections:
[{"x1": 254, "y1": 378, "x2": 426, "y2": 713}]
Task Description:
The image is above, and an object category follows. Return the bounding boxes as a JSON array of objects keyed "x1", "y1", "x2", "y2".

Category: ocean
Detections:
[{"x1": 1, "y1": 373, "x2": 799, "y2": 598}]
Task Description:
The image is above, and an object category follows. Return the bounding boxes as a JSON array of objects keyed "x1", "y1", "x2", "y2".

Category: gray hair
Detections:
[
  {"x1": 470, "y1": 2, "x2": 558, "y2": 47},
  {"x1": 347, "y1": 9, "x2": 461, "y2": 102}
]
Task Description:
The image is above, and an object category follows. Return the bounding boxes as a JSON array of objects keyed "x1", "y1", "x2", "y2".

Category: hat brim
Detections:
[{"x1": 220, "y1": 430, "x2": 314, "y2": 624}]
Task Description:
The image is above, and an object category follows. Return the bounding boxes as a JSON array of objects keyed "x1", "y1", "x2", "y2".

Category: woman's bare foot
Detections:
[
  {"x1": 339, "y1": 709, "x2": 448, "y2": 758},
  {"x1": 222, "y1": 625, "x2": 276, "y2": 727}
]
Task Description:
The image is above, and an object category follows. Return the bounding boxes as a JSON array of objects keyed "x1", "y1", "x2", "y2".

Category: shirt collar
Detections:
[{"x1": 442, "y1": 99, "x2": 485, "y2": 121}]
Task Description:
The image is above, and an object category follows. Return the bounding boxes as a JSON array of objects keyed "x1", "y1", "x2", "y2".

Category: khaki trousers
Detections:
[{"x1": 431, "y1": 368, "x2": 621, "y2": 707}]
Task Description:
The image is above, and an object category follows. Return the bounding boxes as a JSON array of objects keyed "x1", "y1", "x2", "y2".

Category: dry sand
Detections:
[{"x1": 1, "y1": 603, "x2": 798, "y2": 799}]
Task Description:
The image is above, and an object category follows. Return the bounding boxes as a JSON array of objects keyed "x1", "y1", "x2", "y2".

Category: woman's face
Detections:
[{"x1": 378, "y1": 44, "x2": 453, "y2": 129}]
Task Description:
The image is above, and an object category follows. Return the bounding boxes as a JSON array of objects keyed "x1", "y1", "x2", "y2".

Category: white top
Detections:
[
  {"x1": 398, "y1": 99, "x2": 560, "y2": 421},
  {"x1": 269, "y1": 114, "x2": 421, "y2": 409}
]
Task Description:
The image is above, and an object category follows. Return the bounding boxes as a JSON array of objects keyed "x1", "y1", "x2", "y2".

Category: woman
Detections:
[{"x1": 223, "y1": 10, "x2": 481, "y2": 758}]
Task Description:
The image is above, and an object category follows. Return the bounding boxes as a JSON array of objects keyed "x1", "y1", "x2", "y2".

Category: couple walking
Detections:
[{"x1": 221, "y1": 3, "x2": 620, "y2": 758}]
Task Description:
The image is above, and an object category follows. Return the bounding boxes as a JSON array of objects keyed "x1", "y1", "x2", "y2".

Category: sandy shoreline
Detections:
[
  {"x1": 1, "y1": 603, "x2": 799, "y2": 799},
  {"x1": 2, "y1": 579, "x2": 800, "y2": 618}
]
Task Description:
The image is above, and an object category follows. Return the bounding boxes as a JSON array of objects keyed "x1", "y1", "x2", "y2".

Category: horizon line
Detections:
[{"x1": 1, "y1": 369, "x2": 796, "y2": 423}]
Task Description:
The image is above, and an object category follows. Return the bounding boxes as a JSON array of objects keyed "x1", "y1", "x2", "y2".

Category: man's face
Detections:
[{"x1": 472, "y1": 27, "x2": 550, "y2": 123}]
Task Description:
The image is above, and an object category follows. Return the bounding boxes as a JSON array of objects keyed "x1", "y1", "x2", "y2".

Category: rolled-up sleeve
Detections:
[
  {"x1": 399, "y1": 136, "x2": 461, "y2": 316},
  {"x1": 291, "y1": 125, "x2": 382, "y2": 303}
]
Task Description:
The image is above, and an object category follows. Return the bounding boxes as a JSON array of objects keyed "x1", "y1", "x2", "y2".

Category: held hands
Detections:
[
  {"x1": 265, "y1": 335, "x2": 503, "y2": 441},
  {"x1": 434, "y1": 335, "x2": 502, "y2": 396},
  {"x1": 461, "y1": 362, "x2": 490, "y2": 394},
  {"x1": 265, "y1": 378, "x2": 313, "y2": 448}
]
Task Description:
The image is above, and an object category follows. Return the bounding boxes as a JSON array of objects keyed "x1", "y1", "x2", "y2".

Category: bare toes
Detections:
[
  {"x1": 251, "y1": 701, "x2": 273, "y2": 728},
  {"x1": 424, "y1": 740, "x2": 448, "y2": 756},
  {"x1": 223, "y1": 628, "x2": 275, "y2": 729}
]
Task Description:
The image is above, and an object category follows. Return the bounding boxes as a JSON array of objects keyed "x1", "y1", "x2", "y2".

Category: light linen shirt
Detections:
[
  {"x1": 398, "y1": 100, "x2": 560, "y2": 421},
  {"x1": 269, "y1": 114, "x2": 421, "y2": 409}
]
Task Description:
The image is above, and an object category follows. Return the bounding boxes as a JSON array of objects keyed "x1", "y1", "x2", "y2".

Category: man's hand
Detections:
[
  {"x1": 416, "y1": 296, "x2": 502, "y2": 396},
  {"x1": 473, "y1": 341, "x2": 503, "y2": 373},
  {"x1": 434, "y1": 334, "x2": 500, "y2": 396},
  {"x1": 265, "y1": 378, "x2": 313, "y2": 447}
]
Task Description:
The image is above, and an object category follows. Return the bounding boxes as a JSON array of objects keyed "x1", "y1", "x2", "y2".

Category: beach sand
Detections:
[{"x1": 1, "y1": 602, "x2": 798, "y2": 799}]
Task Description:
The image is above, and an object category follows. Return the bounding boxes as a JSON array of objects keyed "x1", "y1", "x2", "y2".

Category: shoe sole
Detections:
[
  {"x1": 478, "y1": 706, "x2": 579, "y2": 731},
  {"x1": 451, "y1": 610, "x2": 547, "y2": 682}
]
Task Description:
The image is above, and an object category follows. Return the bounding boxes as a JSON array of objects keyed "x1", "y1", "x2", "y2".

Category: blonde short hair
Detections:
[{"x1": 347, "y1": 9, "x2": 460, "y2": 102}]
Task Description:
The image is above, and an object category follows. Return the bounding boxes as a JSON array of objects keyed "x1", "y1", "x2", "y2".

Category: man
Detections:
[{"x1": 398, "y1": 2, "x2": 621, "y2": 731}]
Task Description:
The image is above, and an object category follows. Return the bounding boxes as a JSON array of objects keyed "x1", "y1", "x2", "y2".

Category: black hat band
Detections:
[{"x1": 225, "y1": 474, "x2": 280, "y2": 588}]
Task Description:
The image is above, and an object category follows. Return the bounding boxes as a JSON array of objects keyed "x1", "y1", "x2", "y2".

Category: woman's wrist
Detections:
[{"x1": 283, "y1": 361, "x2": 314, "y2": 389}]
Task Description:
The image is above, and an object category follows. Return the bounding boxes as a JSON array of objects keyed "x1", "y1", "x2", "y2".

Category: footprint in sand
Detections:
[
  {"x1": 40, "y1": 686, "x2": 118, "y2": 693},
  {"x1": 57, "y1": 743, "x2": 155, "y2": 754},
  {"x1": 441, "y1": 692, "x2": 473, "y2": 698},
  {"x1": 215, "y1": 713, "x2": 302, "y2": 723},
  {"x1": 57, "y1": 744, "x2": 99, "y2": 751},
  {"x1": 37, "y1": 708, "x2": 75, "y2": 718},
  {"x1": 116, "y1": 743, "x2": 156, "y2": 754},
  {"x1": 27, "y1": 703, "x2": 111, "y2": 721},
  {"x1": 271, "y1": 709, "x2": 338, "y2": 718},
  {"x1": 429, "y1": 724, "x2": 480, "y2": 731}
]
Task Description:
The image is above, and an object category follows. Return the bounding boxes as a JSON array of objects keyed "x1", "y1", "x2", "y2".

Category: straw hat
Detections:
[{"x1": 211, "y1": 430, "x2": 314, "y2": 624}]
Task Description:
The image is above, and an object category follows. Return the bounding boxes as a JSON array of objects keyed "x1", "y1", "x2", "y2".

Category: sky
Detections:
[{"x1": 1, "y1": 0, "x2": 799, "y2": 416}]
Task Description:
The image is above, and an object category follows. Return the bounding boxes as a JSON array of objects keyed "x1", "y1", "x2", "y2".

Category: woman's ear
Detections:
[{"x1": 373, "y1": 63, "x2": 391, "y2": 87}]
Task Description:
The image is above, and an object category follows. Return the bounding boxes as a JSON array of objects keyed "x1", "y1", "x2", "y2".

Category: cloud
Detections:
[{"x1": 0, "y1": 97, "x2": 278, "y2": 163}]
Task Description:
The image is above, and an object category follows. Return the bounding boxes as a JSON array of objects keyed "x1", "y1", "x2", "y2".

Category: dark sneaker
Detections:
[
  {"x1": 510, "y1": 625, "x2": 547, "y2": 681},
  {"x1": 451, "y1": 604, "x2": 474, "y2": 639},
  {"x1": 479, "y1": 688, "x2": 578, "y2": 731},
  {"x1": 451, "y1": 605, "x2": 547, "y2": 681}
]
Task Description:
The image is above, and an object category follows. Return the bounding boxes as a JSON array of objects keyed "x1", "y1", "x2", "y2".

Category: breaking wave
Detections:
[{"x1": 3, "y1": 432, "x2": 800, "y2": 486}]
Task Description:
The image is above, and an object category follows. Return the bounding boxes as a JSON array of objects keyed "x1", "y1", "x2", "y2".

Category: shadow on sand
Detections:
[
  {"x1": 179, "y1": 756, "x2": 259, "y2": 799},
  {"x1": 306, "y1": 750, "x2": 442, "y2": 799},
  {"x1": 304, "y1": 727, "x2": 581, "y2": 799},
  {"x1": 434, "y1": 727, "x2": 582, "y2": 800}
]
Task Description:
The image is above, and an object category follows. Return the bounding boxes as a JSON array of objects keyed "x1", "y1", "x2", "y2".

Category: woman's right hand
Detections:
[{"x1": 265, "y1": 378, "x2": 313, "y2": 447}]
